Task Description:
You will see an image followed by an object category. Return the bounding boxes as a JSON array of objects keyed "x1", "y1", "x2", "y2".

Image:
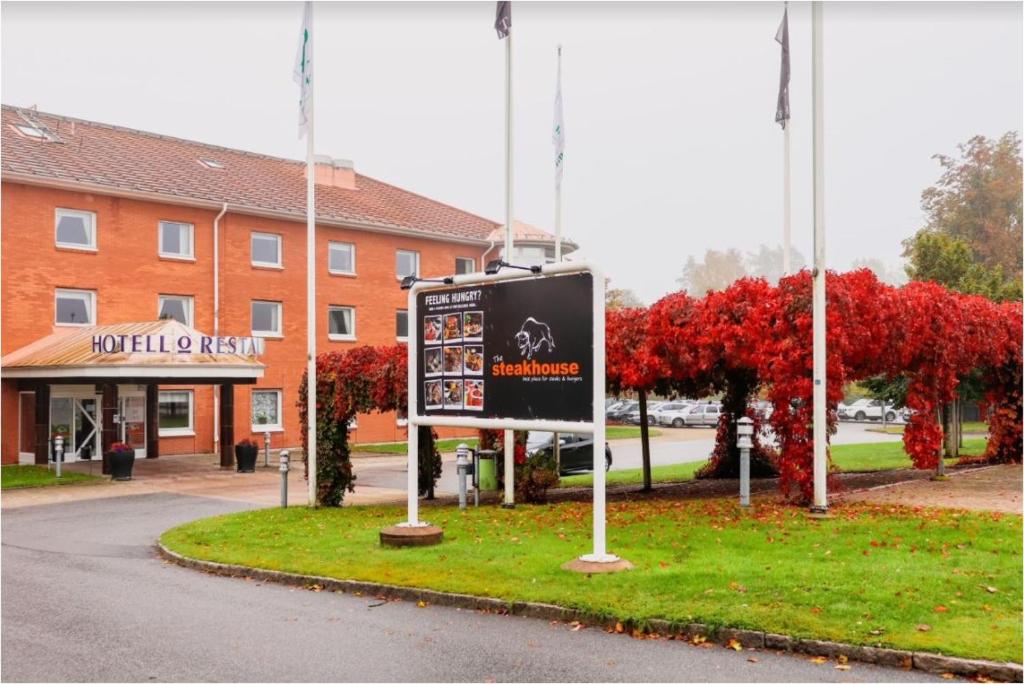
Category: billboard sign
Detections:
[{"x1": 415, "y1": 271, "x2": 593, "y2": 423}]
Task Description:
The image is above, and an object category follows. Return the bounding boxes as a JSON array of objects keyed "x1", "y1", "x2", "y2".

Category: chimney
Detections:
[{"x1": 308, "y1": 155, "x2": 357, "y2": 190}]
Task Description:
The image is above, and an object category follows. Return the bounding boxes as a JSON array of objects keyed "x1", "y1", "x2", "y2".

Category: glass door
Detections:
[
  {"x1": 119, "y1": 395, "x2": 147, "y2": 458},
  {"x1": 73, "y1": 398, "x2": 100, "y2": 461},
  {"x1": 50, "y1": 397, "x2": 74, "y2": 463}
]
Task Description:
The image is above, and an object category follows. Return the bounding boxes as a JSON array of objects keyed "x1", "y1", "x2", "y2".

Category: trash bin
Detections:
[{"x1": 476, "y1": 449, "x2": 498, "y2": 491}]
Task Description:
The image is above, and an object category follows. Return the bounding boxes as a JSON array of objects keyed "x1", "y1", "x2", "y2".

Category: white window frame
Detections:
[
  {"x1": 157, "y1": 294, "x2": 194, "y2": 327},
  {"x1": 55, "y1": 208, "x2": 97, "y2": 251},
  {"x1": 251, "y1": 300, "x2": 283, "y2": 338},
  {"x1": 251, "y1": 389, "x2": 283, "y2": 432},
  {"x1": 396, "y1": 249, "x2": 420, "y2": 280},
  {"x1": 158, "y1": 390, "x2": 194, "y2": 437},
  {"x1": 54, "y1": 288, "x2": 96, "y2": 327},
  {"x1": 455, "y1": 257, "x2": 476, "y2": 275},
  {"x1": 396, "y1": 309, "x2": 409, "y2": 342},
  {"x1": 328, "y1": 305, "x2": 356, "y2": 341},
  {"x1": 14, "y1": 123, "x2": 46, "y2": 139},
  {"x1": 251, "y1": 232, "x2": 282, "y2": 268},
  {"x1": 328, "y1": 241, "x2": 356, "y2": 276},
  {"x1": 158, "y1": 220, "x2": 195, "y2": 260}
]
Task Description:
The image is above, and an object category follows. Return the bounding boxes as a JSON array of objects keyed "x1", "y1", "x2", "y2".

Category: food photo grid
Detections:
[{"x1": 423, "y1": 310, "x2": 484, "y2": 411}]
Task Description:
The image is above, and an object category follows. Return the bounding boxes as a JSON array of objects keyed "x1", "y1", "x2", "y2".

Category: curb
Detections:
[{"x1": 156, "y1": 543, "x2": 1022, "y2": 682}]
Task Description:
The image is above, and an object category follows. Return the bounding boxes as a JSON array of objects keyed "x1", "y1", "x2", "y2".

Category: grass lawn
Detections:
[
  {"x1": 1, "y1": 465, "x2": 103, "y2": 490},
  {"x1": 559, "y1": 438, "x2": 988, "y2": 489},
  {"x1": 352, "y1": 427, "x2": 660, "y2": 454},
  {"x1": 868, "y1": 422, "x2": 988, "y2": 436},
  {"x1": 162, "y1": 499, "x2": 1022, "y2": 663}
]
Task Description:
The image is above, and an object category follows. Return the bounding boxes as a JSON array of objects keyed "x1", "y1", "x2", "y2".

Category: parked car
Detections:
[
  {"x1": 606, "y1": 400, "x2": 639, "y2": 423},
  {"x1": 526, "y1": 431, "x2": 612, "y2": 475},
  {"x1": 626, "y1": 401, "x2": 665, "y2": 425},
  {"x1": 683, "y1": 402, "x2": 723, "y2": 427},
  {"x1": 838, "y1": 398, "x2": 899, "y2": 422},
  {"x1": 655, "y1": 401, "x2": 698, "y2": 427}
]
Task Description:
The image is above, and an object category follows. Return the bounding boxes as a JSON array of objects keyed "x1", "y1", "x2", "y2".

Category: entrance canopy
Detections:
[
  {"x1": 3, "y1": 320, "x2": 263, "y2": 471},
  {"x1": 1, "y1": 319, "x2": 264, "y2": 383}
]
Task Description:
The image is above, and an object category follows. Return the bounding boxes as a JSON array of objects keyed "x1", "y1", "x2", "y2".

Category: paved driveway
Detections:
[{"x1": 1, "y1": 493, "x2": 946, "y2": 682}]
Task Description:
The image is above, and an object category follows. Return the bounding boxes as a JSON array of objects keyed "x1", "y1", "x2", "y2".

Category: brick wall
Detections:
[{"x1": 1, "y1": 181, "x2": 484, "y2": 463}]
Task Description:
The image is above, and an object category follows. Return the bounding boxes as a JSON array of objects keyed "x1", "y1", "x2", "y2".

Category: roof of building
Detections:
[
  {"x1": 1, "y1": 319, "x2": 264, "y2": 381},
  {"x1": 1, "y1": 105, "x2": 500, "y2": 242},
  {"x1": 487, "y1": 220, "x2": 578, "y2": 252}
]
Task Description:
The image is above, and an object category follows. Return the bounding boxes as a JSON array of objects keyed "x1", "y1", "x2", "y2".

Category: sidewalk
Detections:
[{"x1": 842, "y1": 463, "x2": 1022, "y2": 514}]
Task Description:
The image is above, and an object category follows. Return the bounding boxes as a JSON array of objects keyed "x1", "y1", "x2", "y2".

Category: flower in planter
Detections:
[
  {"x1": 108, "y1": 442, "x2": 134, "y2": 454},
  {"x1": 236, "y1": 438, "x2": 259, "y2": 449}
]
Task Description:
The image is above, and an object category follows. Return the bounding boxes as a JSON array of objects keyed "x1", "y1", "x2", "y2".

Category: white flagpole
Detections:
[
  {"x1": 811, "y1": 0, "x2": 827, "y2": 513},
  {"x1": 552, "y1": 44, "x2": 564, "y2": 476},
  {"x1": 303, "y1": 2, "x2": 318, "y2": 508},
  {"x1": 783, "y1": 121, "x2": 792, "y2": 275},
  {"x1": 502, "y1": 25, "x2": 516, "y2": 509}
]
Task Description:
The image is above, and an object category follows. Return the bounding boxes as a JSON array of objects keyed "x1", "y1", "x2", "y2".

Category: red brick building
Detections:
[{"x1": 0, "y1": 106, "x2": 574, "y2": 465}]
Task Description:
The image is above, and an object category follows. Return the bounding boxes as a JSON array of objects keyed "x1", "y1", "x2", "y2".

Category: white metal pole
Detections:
[
  {"x1": 811, "y1": 0, "x2": 828, "y2": 513},
  {"x1": 406, "y1": 287, "x2": 421, "y2": 525},
  {"x1": 552, "y1": 45, "x2": 564, "y2": 475},
  {"x1": 305, "y1": 2, "x2": 318, "y2": 508},
  {"x1": 583, "y1": 270, "x2": 611, "y2": 561},
  {"x1": 502, "y1": 27, "x2": 516, "y2": 509},
  {"x1": 783, "y1": 121, "x2": 792, "y2": 275}
]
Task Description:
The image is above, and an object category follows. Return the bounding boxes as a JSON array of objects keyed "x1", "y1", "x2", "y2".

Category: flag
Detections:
[
  {"x1": 775, "y1": 4, "x2": 790, "y2": 128},
  {"x1": 495, "y1": 1, "x2": 511, "y2": 39},
  {"x1": 552, "y1": 47, "x2": 565, "y2": 189},
  {"x1": 293, "y1": 1, "x2": 313, "y2": 139}
]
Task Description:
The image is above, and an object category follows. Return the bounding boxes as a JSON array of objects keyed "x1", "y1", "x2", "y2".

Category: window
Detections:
[
  {"x1": 14, "y1": 123, "x2": 46, "y2": 139},
  {"x1": 328, "y1": 241, "x2": 355, "y2": 275},
  {"x1": 55, "y1": 288, "x2": 95, "y2": 326},
  {"x1": 158, "y1": 295, "x2": 194, "y2": 326},
  {"x1": 251, "y1": 389, "x2": 282, "y2": 431},
  {"x1": 328, "y1": 306, "x2": 355, "y2": 341},
  {"x1": 55, "y1": 208, "x2": 96, "y2": 250},
  {"x1": 251, "y1": 232, "x2": 282, "y2": 268},
  {"x1": 251, "y1": 300, "x2": 282, "y2": 337},
  {"x1": 455, "y1": 257, "x2": 475, "y2": 275},
  {"x1": 198, "y1": 158, "x2": 224, "y2": 169},
  {"x1": 158, "y1": 390, "x2": 194, "y2": 436},
  {"x1": 396, "y1": 310, "x2": 409, "y2": 341},
  {"x1": 159, "y1": 221, "x2": 194, "y2": 259},
  {"x1": 396, "y1": 250, "x2": 419, "y2": 280}
]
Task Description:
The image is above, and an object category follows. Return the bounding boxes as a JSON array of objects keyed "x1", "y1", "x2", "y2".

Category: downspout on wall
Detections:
[{"x1": 212, "y1": 203, "x2": 228, "y2": 449}]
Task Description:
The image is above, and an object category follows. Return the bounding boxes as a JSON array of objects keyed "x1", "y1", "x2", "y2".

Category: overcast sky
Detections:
[{"x1": 3, "y1": 1, "x2": 1021, "y2": 302}]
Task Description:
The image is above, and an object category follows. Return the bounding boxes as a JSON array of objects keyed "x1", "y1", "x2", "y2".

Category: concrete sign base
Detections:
[{"x1": 379, "y1": 524, "x2": 444, "y2": 547}]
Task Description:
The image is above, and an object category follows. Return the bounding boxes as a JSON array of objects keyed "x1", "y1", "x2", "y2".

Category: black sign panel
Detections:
[{"x1": 416, "y1": 272, "x2": 593, "y2": 423}]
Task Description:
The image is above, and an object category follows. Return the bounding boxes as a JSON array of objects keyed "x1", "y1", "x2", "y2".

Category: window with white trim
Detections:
[
  {"x1": 328, "y1": 306, "x2": 355, "y2": 341},
  {"x1": 55, "y1": 288, "x2": 95, "y2": 326},
  {"x1": 158, "y1": 295, "x2": 194, "y2": 326},
  {"x1": 251, "y1": 300, "x2": 282, "y2": 337},
  {"x1": 455, "y1": 257, "x2": 475, "y2": 275},
  {"x1": 159, "y1": 220, "x2": 194, "y2": 259},
  {"x1": 251, "y1": 232, "x2": 282, "y2": 267},
  {"x1": 396, "y1": 250, "x2": 419, "y2": 280},
  {"x1": 158, "y1": 390, "x2": 194, "y2": 436},
  {"x1": 251, "y1": 389, "x2": 282, "y2": 431},
  {"x1": 396, "y1": 310, "x2": 409, "y2": 341},
  {"x1": 55, "y1": 208, "x2": 96, "y2": 250},
  {"x1": 328, "y1": 241, "x2": 355, "y2": 275}
]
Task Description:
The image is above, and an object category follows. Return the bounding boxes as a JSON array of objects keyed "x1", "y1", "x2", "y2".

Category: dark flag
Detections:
[
  {"x1": 495, "y1": 1, "x2": 511, "y2": 39},
  {"x1": 775, "y1": 4, "x2": 790, "y2": 128}
]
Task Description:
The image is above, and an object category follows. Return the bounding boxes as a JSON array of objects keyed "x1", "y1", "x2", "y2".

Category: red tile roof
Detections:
[{"x1": 1, "y1": 105, "x2": 499, "y2": 242}]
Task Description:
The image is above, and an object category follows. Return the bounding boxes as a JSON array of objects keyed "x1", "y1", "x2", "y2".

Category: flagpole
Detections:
[
  {"x1": 811, "y1": 0, "x2": 828, "y2": 514},
  {"x1": 552, "y1": 44, "x2": 563, "y2": 476},
  {"x1": 304, "y1": 2, "x2": 318, "y2": 508},
  {"x1": 783, "y1": 121, "x2": 792, "y2": 275},
  {"x1": 502, "y1": 15, "x2": 516, "y2": 509}
]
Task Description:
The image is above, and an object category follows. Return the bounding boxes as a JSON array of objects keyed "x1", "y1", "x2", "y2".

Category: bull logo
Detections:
[{"x1": 513, "y1": 317, "x2": 555, "y2": 360}]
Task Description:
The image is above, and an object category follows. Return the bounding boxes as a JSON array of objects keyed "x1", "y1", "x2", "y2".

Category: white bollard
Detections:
[
  {"x1": 54, "y1": 435, "x2": 64, "y2": 479},
  {"x1": 456, "y1": 443, "x2": 469, "y2": 511},
  {"x1": 737, "y1": 417, "x2": 753, "y2": 508},
  {"x1": 279, "y1": 449, "x2": 290, "y2": 508}
]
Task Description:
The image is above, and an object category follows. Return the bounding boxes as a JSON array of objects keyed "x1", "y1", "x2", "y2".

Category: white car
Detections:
[
  {"x1": 657, "y1": 401, "x2": 699, "y2": 428},
  {"x1": 838, "y1": 398, "x2": 900, "y2": 422}
]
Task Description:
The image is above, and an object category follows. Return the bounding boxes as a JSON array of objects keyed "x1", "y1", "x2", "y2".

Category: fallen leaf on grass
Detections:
[
  {"x1": 614, "y1": 622, "x2": 624, "y2": 634},
  {"x1": 725, "y1": 639, "x2": 743, "y2": 651},
  {"x1": 983, "y1": 585, "x2": 998, "y2": 594},
  {"x1": 917, "y1": 624, "x2": 932, "y2": 632},
  {"x1": 691, "y1": 634, "x2": 707, "y2": 645},
  {"x1": 809, "y1": 656, "x2": 828, "y2": 665},
  {"x1": 934, "y1": 605, "x2": 949, "y2": 613}
]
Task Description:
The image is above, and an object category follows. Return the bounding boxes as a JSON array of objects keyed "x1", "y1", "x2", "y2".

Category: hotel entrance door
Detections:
[{"x1": 118, "y1": 394, "x2": 147, "y2": 459}]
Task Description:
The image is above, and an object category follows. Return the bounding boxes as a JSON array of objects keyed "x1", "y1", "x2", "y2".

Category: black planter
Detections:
[
  {"x1": 234, "y1": 444, "x2": 259, "y2": 473},
  {"x1": 108, "y1": 449, "x2": 135, "y2": 481}
]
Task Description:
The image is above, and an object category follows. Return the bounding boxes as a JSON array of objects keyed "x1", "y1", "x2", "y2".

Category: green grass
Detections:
[
  {"x1": 867, "y1": 422, "x2": 988, "y2": 436},
  {"x1": 1, "y1": 465, "x2": 103, "y2": 490},
  {"x1": 352, "y1": 428, "x2": 659, "y2": 454},
  {"x1": 559, "y1": 438, "x2": 989, "y2": 489},
  {"x1": 162, "y1": 499, "x2": 1023, "y2": 663}
]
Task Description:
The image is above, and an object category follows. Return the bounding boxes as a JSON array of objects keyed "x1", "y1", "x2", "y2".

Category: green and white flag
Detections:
[
  {"x1": 293, "y1": 1, "x2": 313, "y2": 139},
  {"x1": 552, "y1": 46, "x2": 565, "y2": 189}
]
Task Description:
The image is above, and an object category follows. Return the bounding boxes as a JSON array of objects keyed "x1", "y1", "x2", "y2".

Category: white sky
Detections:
[{"x1": 2, "y1": 1, "x2": 1021, "y2": 303}]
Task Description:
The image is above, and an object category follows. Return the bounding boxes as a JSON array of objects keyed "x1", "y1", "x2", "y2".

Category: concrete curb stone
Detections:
[{"x1": 156, "y1": 543, "x2": 1023, "y2": 682}]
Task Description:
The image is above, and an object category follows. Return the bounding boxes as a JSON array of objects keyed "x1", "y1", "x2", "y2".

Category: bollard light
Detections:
[
  {"x1": 54, "y1": 435, "x2": 64, "y2": 479},
  {"x1": 736, "y1": 416, "x2": 754, "y2": 450},
  {"x1": 456, "y1": 443, "x2": 470, "y2": 511},
  {"x1": 264, "y1": 430, "x2": 271, "y2": 468},
  {"x1": 279, "y1": 449, "x2": 290, "y2": 508},
  {"x1": 736, "y1": 417, "x2": 753, "y2": 508}
]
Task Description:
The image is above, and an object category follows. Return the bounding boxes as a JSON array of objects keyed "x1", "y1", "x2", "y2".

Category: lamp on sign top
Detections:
[
  {"x1": 400, "y1": 275, "x2": 455, "y2": 291},
  {"x1": 483, "y1": 259, "x2": 541, "y2": 276}
]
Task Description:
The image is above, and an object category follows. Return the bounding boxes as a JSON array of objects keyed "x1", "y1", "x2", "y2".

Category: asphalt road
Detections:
[{"x1": 1, "y1": 492, "x2": 946, "y2": 682}]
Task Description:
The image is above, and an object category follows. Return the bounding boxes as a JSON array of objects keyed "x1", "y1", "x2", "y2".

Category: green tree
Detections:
[
  {"x1": 903, "y1": 132, "x2": 1022, "y2": 300},
  {"x1": 678, "y1": 248, "x2": 747, "y2": 297}
]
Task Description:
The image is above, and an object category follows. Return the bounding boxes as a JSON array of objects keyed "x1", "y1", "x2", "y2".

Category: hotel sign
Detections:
[{"x1": 91, "y1": 333, "x2": 264, "y2": 356}]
